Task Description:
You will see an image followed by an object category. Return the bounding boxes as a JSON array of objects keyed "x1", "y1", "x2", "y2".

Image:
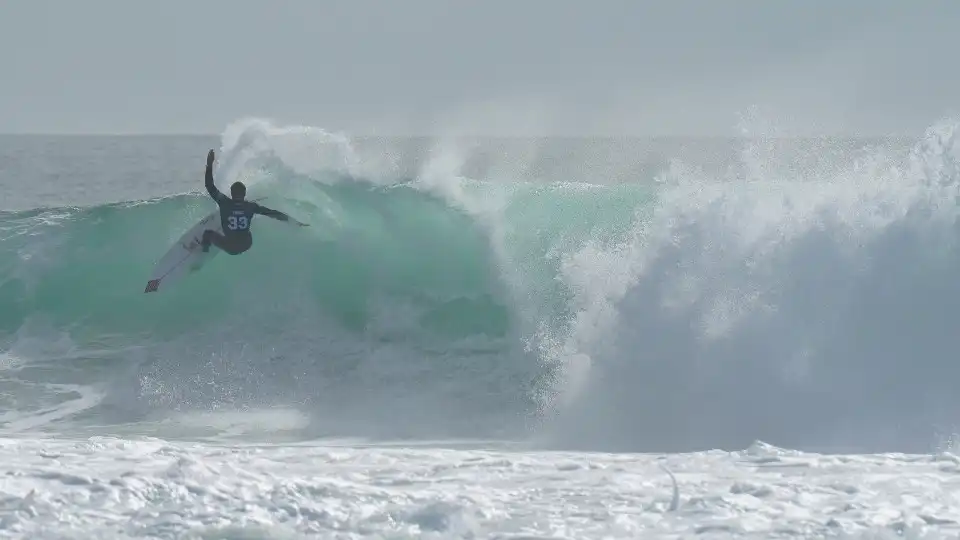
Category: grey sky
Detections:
[{"x1": 1, "y1": 1, "x2": 956, "y2": 136}]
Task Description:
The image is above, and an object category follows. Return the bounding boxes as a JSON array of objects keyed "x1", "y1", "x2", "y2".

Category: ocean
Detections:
[{"x1": 1, "y1": 117, "x2": 959, "y2": 538}]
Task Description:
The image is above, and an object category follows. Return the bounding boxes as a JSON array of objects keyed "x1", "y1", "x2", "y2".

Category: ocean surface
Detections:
[{"x1": 2, "y1": 117, "x2": 960, "y2": 538}]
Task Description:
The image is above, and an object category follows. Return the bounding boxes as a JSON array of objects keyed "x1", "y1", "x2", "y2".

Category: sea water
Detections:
[{"x1": 1, "y1": 118, "x2": 958, "y2": 538}]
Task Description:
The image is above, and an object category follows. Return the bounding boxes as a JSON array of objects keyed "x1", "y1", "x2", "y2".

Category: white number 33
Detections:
[{"x1": 227, "y1": 216, "x2": 249, "y2": 230}]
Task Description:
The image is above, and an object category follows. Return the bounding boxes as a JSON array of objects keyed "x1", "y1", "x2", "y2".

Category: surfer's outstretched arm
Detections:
[
  {"x1": 255, "y1": 204, "x2": 308, "y2": 227},
  {"x1": 205, "y1": 149, "x2": 227, "y2": 202}
]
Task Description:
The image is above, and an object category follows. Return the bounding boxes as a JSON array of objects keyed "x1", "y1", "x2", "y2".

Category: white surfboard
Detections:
[{"x1": 143, "y1": 209, "x2": 223, "y2": 293}]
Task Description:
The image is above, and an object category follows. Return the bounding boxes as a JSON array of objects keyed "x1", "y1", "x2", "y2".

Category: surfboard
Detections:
[{"x1": 143, "y1": 209, "x2": 223, "y2": 293}]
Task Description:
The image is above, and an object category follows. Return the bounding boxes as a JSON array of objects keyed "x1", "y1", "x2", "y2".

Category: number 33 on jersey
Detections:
[{"x1": 227, "y1": 213, "x2": 250, "y2": 231}]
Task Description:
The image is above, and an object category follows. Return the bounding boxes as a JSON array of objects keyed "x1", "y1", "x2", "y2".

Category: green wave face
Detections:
[
  {"x1": 0, "y1": 152, "x2": 654, "y2": 439},
  {"x1": 0, "y1": 175, "x2": 651, "y2": 339}
]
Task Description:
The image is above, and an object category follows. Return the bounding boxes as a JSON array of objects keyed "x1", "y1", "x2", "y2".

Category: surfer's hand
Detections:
[{"x1": 206, "y1": 150, "x2": 215, "y2": 165}]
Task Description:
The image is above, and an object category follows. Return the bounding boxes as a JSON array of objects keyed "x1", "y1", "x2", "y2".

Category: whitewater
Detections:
[{"x1": 2, "y1": 118, "x2": 960, "y2": 538}]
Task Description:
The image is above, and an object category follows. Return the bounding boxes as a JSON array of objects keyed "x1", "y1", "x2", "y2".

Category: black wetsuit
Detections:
[{"x1": 202, "y1": 162, "x2": 288, "y2": 255}]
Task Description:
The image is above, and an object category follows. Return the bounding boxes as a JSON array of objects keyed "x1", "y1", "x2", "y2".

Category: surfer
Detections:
[{"x1": 200, "y1": 149, "x2": 306, "y2": 255}]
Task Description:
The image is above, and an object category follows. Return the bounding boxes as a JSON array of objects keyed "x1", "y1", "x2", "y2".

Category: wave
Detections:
[
  {"x1": 541, "y1": 121, "x2": 960, "y2": 454},
  {"x1": 4, "y1": 117, "x2": 960, "y2": 454},
  {"x1": 0, "y1": 121, "x2": 653, "y2": 441}
]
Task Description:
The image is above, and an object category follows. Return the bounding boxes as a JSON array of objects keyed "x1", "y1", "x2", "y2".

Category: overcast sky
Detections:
[{"x1": 1, "y1": 1, "x2": 956, "y2": 136}]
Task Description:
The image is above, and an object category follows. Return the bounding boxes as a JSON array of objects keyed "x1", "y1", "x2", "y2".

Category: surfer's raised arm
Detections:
[{"x1": 204, "y1": 149, "x2": 226, "y2": 202}]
